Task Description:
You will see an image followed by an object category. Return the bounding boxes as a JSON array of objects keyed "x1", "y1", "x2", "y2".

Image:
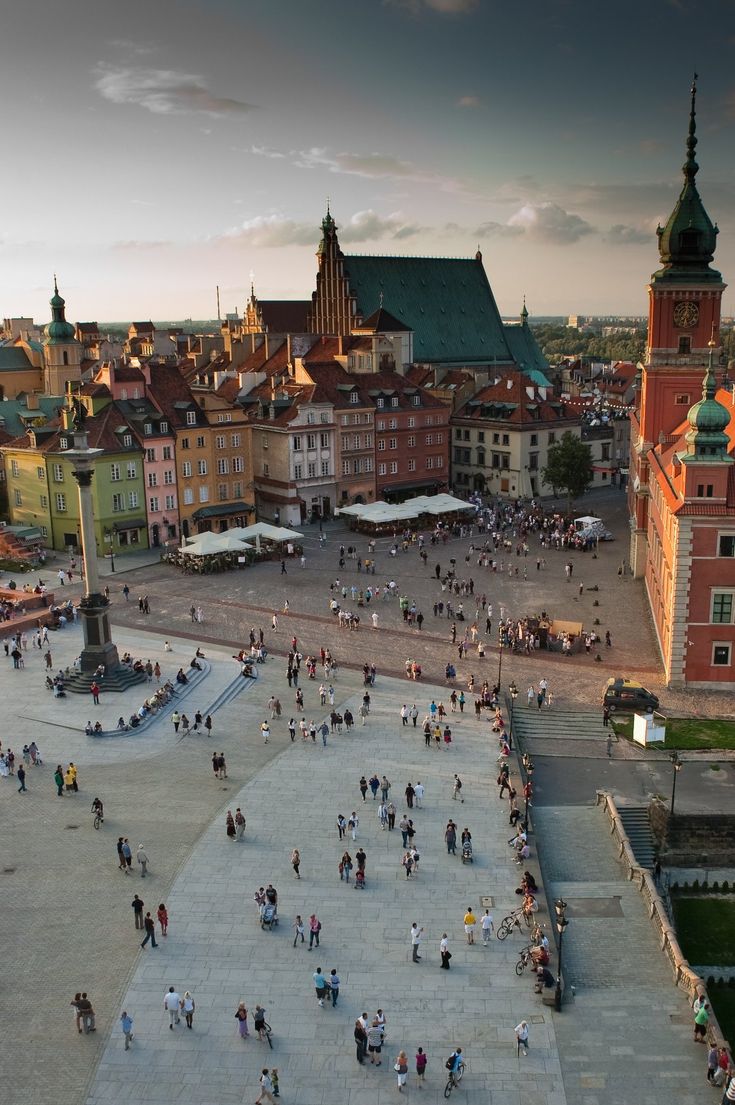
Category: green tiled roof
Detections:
[
  {"x1": 0, "y1": 346, "x2": 34, "y2": 373},
  {"x1": 503, "y1": 324, "x2": 552, "y2": 387},
  {"x1": 0, "y1": 396, "x2": 64, "y2": 436},
  {"x1": 342, "y1": 256, "x2": 513, "y2": 365}
]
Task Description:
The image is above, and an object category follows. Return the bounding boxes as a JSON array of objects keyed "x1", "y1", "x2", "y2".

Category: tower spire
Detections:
[{"x1": 684, "y1": 72, "x2": 699, "y2": 184}]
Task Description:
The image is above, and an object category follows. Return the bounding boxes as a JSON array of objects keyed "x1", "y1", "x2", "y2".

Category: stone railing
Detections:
[{"x1": 596, "y1": 789, "x2": 727, "y2": 1047}]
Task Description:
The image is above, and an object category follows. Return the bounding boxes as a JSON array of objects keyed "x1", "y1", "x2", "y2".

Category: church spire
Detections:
[
  {"x1": 683, "y1": 72, "x2": 699, "y2": 185},
  {"x1": 520, "y1": 296, "x2": 528, "y2": 326}
]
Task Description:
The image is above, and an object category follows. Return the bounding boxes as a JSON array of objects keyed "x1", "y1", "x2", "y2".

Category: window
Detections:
[
  {"x1": 197, "y1": 460, "x2": 207, "y2": 476},
  {"x1": 455, "y1": 428, "x2": 462, "y2": 440},
  {"x1": 186, "y1": 411, "x2": 197, "y2": 426},
  {"x1": 407, "y1": 417, "x2": 415, "y2": 428},
  {"x1": 436, "y1": 456, "x2": 443, "y2": 467},
  {"x1": 110, "y1": 463, "x2": 121, "y2": 481},
  {"x1": 59, "y1": 437, "x2": 68, "y2": 449},
  {"x1": 160, "y1": 421, "x2": 169, "y2": 434},
  {"x1": 127, "y1": 462, "x2": 137, "y2": 479},
  {"x1": 719, "y1": 535, "x2": 735, "y2": 557},
  {"x1": 407, "y1": 435, "x2": 416, "y2": 448},
  {"x1": 308, "y1": 462, "x2": 316, "y2": 478},
  {"x1": 502, "y1": 434, "x2": 510, "y2": 446},
  {"x1": 40, "y1": 526, "x2": 47, "y2": 538},
  {"x1": 40, "y1": 494, "x2": 47, "y2": 509},
  {"x1": 182, "y1": 460, "x2": 192, "y2": 478},
  {"x1": 218, "y1": 483, "x2": 228, "y2": 501},
  {"x1": 477, "y1": 431, "x2": 485, "y2": 444},
  {"x1": 128, "y1": 491, "x2": 139, "y2": 509},
  {"x1": 293, "y1": 435, "x2": 302, "y2": 451},
  {"x1": 149, "y1": 496, "x2": 159, "y2": 512},
  {"x1": 112, "y1": 493, "x2": 124, "y2": 512},
  {"x1": 697, "y1": 483, "x2": 714, "y2": 498},
  {"x1": 320, "y1": 432, "x2": 329, "y2": 449},
  {"x1": 199, "y1": 486, "x2": 209, "y2": 503},
  {"x1": 233, "y1": 456, "x2": 244, "y2": 473},
  {"x1": 426, "y1": 457, "x2": 434, "y2": 469},
  {"x1": 342, "y1": 459, "x2": 351, "y2": 476},
  {"x1": 391, "y1": 397, "x2": 399, "y2": 408},
  {"x1": 53, "y1": 464, "x2": 63, "y2": 482},
  {"x1": 389, "y1": 418, "x2": 397, "y2": 430},
  {"x1": 389, "y1": 461, "x2": 398, "y2": 474},
  {"x1": 341, "y1": 435, "x2": 350, "y2": 451},
  {"x1": 307, "y1": 434, "x2": 316, "y2": 450},
  {"x1": 492, "y1": 453, "x2": 501, "y2": 469},
  {"x1": 181, "y1": 488, "x2": 193, "y2": 505},
  {"x1": 294, "y1": 464, "x2": 303, "y2": 480},
  {"x1": 712, "y1": 592, "x2": 734, "y2": 624},
  {"x1": 13, "y1": 488, "x2": 22, "y2": 506},
  {"x1": 675, "y1": 394, "x2": 690, "y2": 405},
  {"x1": 412, "y1": 395, "x2": 420, "y2": 407},
  {"x1": 463, "y1": 430, "x2": 470, "y2": 441},
  {"x1": 215, "y1": 435, "x2": 225, "y2": 449},
  {"x1": 425, "y1": 434, "x2": 433, "y2": 445},
  {"x1": 341, "y1": 415, "x2": 349, "y2": 426},
  {"x1": 548, "y1": 432, "x2": 556, "y2": 445},
  {"x1": 365, "y1": 433, "x2": 373, "y2": 447},
  {"x1": 181, "y1": 437, "x2": 189, "y2": 450},
  {"x1": 123, "y1": 435, "x2": 133, "y2": 448},
  {"x1": 436, "y1": 432, "x2": 443, "y2": 444},
  {"x1": 378, "y1": 463, "x2": 387, "y2": 476},
  {"x1": 148, "y1": 472, "x2": 158, "y2": 488},
  {"x1": 529, "y1": 454, "x2": 538, "y2": 470},
  {"x1": 164, "y1": 470, "x2": 174, "y2": 485},
  {"x1": 502, "y1": 455, "x2": 509, "y2": 469},
  {"x1": 55, "y1": 493, "x2": 66, "y2": 512},
  {"x1": 146, "y1": 448, "x2": 156, "y2": 463},
  {"x1": 232, "y1": 482, "x2": 242, "y2": 498},
  {"x1": 307, "y1": 412, "x2": 315, "y2": 424},
  {"x1": 36, "y1": 465, "x2": 44, "y2": 480},
  {"x1": 165, "y1": 494, "x2": 175, "y2": 510},
  {"x1": 678, "y1": 336, "x2": 691, "y2": 355},
  {"x1": 231, "y1": 433, "x2": 241, "y2": 448},
  {"x1": 364, "y1": 456, "x2": 373, "y2": 473},
  {"x1": 713, "y1": 643, "x2": 731, "y2": 666},
  {"x1": 320, "y1": 412, "x2": 329, "y2": 423},
  {"x1": 350, "y1": 391, "x2": 359, "y2": 404},
  {"x1": 263, "y1": 463, "x2": 269, "y2": 476},
  {"x1": 378, "y1": 438, "x2": 386, "y2": 452},
  {"x1": 493, "y1": 433, "x2": 500, "y2": 445},
  {"x1": 376, "y1": 397, "x2": 384, "y2": 409},
  {"x1": 377, "y1": 420, "x2": 385, "y2": 432},
  {"x1": 530, "y1": 434, "x2": 538, "y2": 446},
  {"x1": 321, "y1": 460, "x2": 330, "y2": 476},
  {"x1": 408, "y1": 458, "x2": 416, "y2": 472},
  {"x1": 424, "y1": 416, "x2": 434, "y2": 427},
  {"x1": 389, "y1": 437, "x2": 397, "y2": 450},
  {"x1": 217, "y1": 458, "x2": 229, "y2": 475},
  {"x1": 196, "y1": 435, "x2": 205, "y2": 448},
  {"x1": 10, "y1": 459, "x2": 19, "y2": 477},
  {"x1": 144, "y1": 422, "x2": 153, "y2": 436},
  {"x1": 477, "y1": 449, "x2": 486, "y2": 467}
]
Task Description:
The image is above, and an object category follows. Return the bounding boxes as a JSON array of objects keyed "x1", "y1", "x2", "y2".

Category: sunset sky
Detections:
[{"x1": 3, "y1": 0, "x2": 735, "y2": 323}]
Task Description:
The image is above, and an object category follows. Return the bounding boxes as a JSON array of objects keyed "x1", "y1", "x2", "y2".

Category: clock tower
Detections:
[{"x1": 629, "y1": 77, "x2": 726, "y2": 575}]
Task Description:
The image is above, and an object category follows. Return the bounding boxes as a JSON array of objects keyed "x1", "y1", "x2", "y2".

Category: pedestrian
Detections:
[
  {"x1": 369, "y1": 773, "x2": 380, "y2": 799},
  {"x1": 136, "y1": 843, "x2": 149, "y2": 877},
  {"x1": 395, "y1": 1050, "x2": 409, "y2": 1092},
  {"x1": 405, "y1": 781, "x2": 415, "y2": 809},
  {"x1": 367, "y1": 1018, "x2": 384, "y2": 1064},
  {"x1": 603, "y1": 704, "x2": 610, "y2": 727},
  {"x1": 308, "y1": 913, "x2": 321, "y2": 949},
  {"x1": 694, "y1": 999, "x2": 709, "y2": 1042},
  {"x1": 440, "y1": 933, "x2": 452, "y2": 969},
  {"x1": 359, "y1": 775, "x2": 368, "y2": 801},
  {"x1": 164, "y1": 987, "x2": 181, "y2": 1028},
  {"x1": 181, "y1": 991, "x2": 195, "y2": 1029},
  {"x1": 204, "y1": 714, "x2": 212, "y2": 737},
  {"x1": 606, "y1": 733, "x2": 613, "y2": 758},
  {"x1": 120, "y1": 1010, "x2": 134, "y2": 1050},
  {"x1": 708, "y1": 1043, "x2": 719, "y2": 1084},
  {"x1": 256, "y1": 1068, "x2": 275, "y2": 1105},
  {"x1": 464, "y1": 906, "x2": 476, "y2": 944},
  {"x1": 416, "y1": 1047, "x2": 427, "y2": 1086},
  {"x1": 445, "y1": 821, "x2": 457, "y2": 855},
  {"x1": 291, "y1": 848, "x2": 301, "y2": 879},
  {"x1": 354, "y1": 1017, "x2": 368, "y2": 1065},
  {"x1": 515, "y1": 1019, "x2": 529, "y2": 1056},
  {"x1": 481, "y1": 908, "x2": 494, "y2": 945},
  {"x1": 226, "y1": 810, "x2": 236, "y2": 839},
  {"x1": 172, "y1": 710, "x2": 181, "y2": 733},
  {"x1": 131, "y1": 894, "x2": 145, "y2": 929},
  {"x1": 141, "y1": 911, "x2": 158, "y2": 949},
  {"x1": 235, "y1": 1002, "x2": 250, "y2": 1039},
  {"x1": 410, "y1": 922, "x2": 423, "y2": 962},
  {"x1": 313, "y1": 967, "x2": 328, "y2": 1007},
  {"x1": 414, "y1": 780, "x2": 424, "y2": 807},
  {"x1": 121, "y1": 838, "x2": 132, "y2": 872},
  {"x1": 90, "y1": 681, "x2": 100, "y2": 705},
  {"x1": 339, "y1": 851, "x2": 353, "y2": 882},
  {"x1": 328, "y1": 968, "x2": 339, "y2": 1006},
  {"x1": 281, "y1": 559, "x2": 287, "y2": 575},
  {"x1": 348, "y1": 811, "x2": 359, "y2": 840},
  {"x1": 261, "y1": 720, "x2": 270, "y2": 743},
  {"x1": 157, "y1": 902, "x2": 168, "y2": 936},
  {"x1": 235, "y1": 807, "x2": 246, "y2": 840},
  {"x1": 453, "y1": 774, "x2": 464, "y2": 802},
  {"x1": 17, "y1": 764, "x2": 26, "y2": 792}
]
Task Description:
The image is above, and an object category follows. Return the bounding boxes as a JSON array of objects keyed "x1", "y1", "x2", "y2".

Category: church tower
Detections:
[
  {"x1": 629, "y1": 78, "x2": 726, "y2": 575},
  {"x1": 42, "y1": 278, "x2": 83, "y2": 394},
  {"x1": 307, "y1": 205, "x2": 357, "y2": 335}
]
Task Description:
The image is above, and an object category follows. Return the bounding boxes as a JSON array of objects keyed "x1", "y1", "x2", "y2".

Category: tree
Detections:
[{"x1": 541, "y1": 431, "x2": 593, "y2": 510}]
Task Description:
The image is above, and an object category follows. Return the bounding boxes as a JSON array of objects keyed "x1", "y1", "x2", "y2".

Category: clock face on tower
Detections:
[{"x1": 673, "y1": 300, "x2": 699, "y2": 328}]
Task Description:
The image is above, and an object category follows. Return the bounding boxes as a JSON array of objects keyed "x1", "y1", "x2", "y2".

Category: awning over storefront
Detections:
[
  {"x1": 191, "y1": 501, "x2": 254, "y2": 522},
  {"x1": 114, "y1": 517, "x2": 146, "y2": 531},
  {"x1": 381, "y1": 479, "x2": 441, "y2": 495}
]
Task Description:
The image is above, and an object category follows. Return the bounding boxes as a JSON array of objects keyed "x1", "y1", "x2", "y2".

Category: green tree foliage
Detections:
[
  {"x1": 541, "y1": 431, "x2": 594, "y2": 509},
  {"x1": 532, "y1": 324, "x2": 646, "y2": 364}
]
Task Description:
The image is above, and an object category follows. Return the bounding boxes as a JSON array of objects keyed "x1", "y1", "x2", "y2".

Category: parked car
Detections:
[{"x1": 603, "y1": 677, "x2": 659, "y2": 712}]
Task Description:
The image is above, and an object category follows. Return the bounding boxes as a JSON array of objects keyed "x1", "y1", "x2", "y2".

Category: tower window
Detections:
[
  {"x1": 63, "y1": 351, "x2": 68, "y2": 366},
  {"x1": 680, "y1": 228, "x2": 701, "y2": 254},
  {"x1": 678, "y1": 336, "x2": 691, "y2": 355},
  {"x1": 675, "y1": 394, "x2": 690, "y2": 405}
]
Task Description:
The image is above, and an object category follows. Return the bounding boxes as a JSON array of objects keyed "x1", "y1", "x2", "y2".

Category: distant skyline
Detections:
[{"x1": 3, "y1": 0, "x2": 735, "y2": 323}]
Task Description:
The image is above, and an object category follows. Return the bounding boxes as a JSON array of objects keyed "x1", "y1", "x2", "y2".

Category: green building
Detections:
[{"x1": 1, "y1": 394, "x2": 148, "y2": 556}]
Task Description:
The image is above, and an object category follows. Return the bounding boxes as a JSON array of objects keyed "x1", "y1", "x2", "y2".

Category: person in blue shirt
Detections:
[
  {"x1": 313, "y1": 969, "x2": 328, "y2": 1007},
  {"x1": 447, "y1": 1048, "x2": 463, "y2": 1082},
  {"x1": 328, "y1": 969, "x2": 340, "y2": 1006},
  {"x1": 120, "y1": 1011, "x2": 134, "y2": 1050}
]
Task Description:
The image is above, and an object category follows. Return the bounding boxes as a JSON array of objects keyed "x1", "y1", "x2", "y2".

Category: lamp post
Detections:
[
  {"x1": 508, "y1": 680, "x2": 518, "y2": 750},
  {"x1": 554, "y1": 898, "x2": 569, "y2": 1012},
  {"x1": 497, "y1": 623, "x2": 505, "y2": 688},
  {"x1": 670, "y1": 751, "x2": 683, "y2": 816},
  {"x1": 104, "y1": 526, "x2": 116, "y2": 573}
]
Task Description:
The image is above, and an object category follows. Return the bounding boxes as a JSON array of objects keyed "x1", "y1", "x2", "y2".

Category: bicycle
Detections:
[
  {"x1": 91, "y1": 803, "x2": 104, "y2": 830},
  {"x1": 263, "y1": 1021, "x2": 273, "y2": 1049},
  {"x1": 496, "y1": 912, "x2": 524, "y2": 940},
  {"x1": 515, "y1": 947, "x2": 533, "y2": 975},
  {"x1": 444, "y1": 1061, "x2": 465, "y2": 1098}
]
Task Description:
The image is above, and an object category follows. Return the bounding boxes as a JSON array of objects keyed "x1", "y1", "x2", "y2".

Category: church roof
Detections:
[
  {"x1": 503, "y1": 322, "x2": 552, "y2": 387},
  {"x1": 342, "y1": 255, "x2": 513, "y2": 365},
  {"x1": 259, "y1": 301, "x2": 310, "y2": 333},
  {"x1": 356, "y1": 306, "x2": 412, "y2": 334},
  {"x1": 0, "y1": 346, "x2": 35, "y2": 373}
]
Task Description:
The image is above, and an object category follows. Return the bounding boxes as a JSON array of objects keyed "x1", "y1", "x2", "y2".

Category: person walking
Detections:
[
  {"x1": 163, "y1": 987, "x2": 180, "y2": 1028},
  {"x1": 453, "y1": 774, "x2": 464, "y2": 802},
  {"x1": 348, "y1": 811, "x2": 359, "y2": 840},
  {"x1": 414, "y1": 780, "x2": 424, "y2": 808},
  {"x1": 17, "y1": 764, "x2": 26, "y2": 792},
  {"x1": 121, "y1": 838, "x2": 132, "y2": 873},
  {"x1": 308, "y1": 914, "x2": 321, "y2": 949},
  {"x1": 445, "y1": 821, "x2": 457, "y2": 855},
  {"x1": 415, "y1": 1047, "x2": 427, "y2": 1087},
  {"x1": 354, "y1": 1017, "x2": 368, "y2": 1065},
  {"x1": 381, "y1": 776, "x2": 391, "y2": 802},
  {"x1": 181, "y1": 991, "x2": 195, "y2": 1029},
  {"x1": 339, "y1": 852, "x2": 353, "y2": 883},
  {"x1": 464, "y1": 906, "x2": 476, "y2": 944},
  {"x1": 136, "y1": 844, "x2": 149, "y2": 877},
  {"x1": 256, "y1": 1068, "x2": 275, "y2": 1105},
  {"x1": 204, "y1": 714, "x2": 213, "y2": 737},
  {"x1": 328, "y1": 968, "x2": 340, "y2": 1007},
  {"x1": 293, "y1": 915, "x2": 305, "y2": 946},
  {"x1": 410, "y1": 923, "x2": 423, "y2": 962},
  {"x1": 405, "y1": 782, "x2": 415, "y2": 809},
  {"x1": 481, "y1": 908, "x2": 494, "y2": 945},
  {"x1": 235, "y1": 1002, "x2": 250, "y2": 1039},
  {"x1": 387, "y1": 801, "x2": 396, "y2": 830},
  {"x1": 172, "y1": 710, "x2": 181, "y2": 733},
  {"x1": 291, "y1": 848, "x2": 301, "y2": 879},
  {"x1": 235, "y1": 807, "x2": 246, "y2": 840},
  {"x1": 261, "y1": 720, "x2": 270, "y2": 744},
  {"x1": 141, "y1": 912, "x2": 158, "y2": 949},
  {"x1": 359, "y1": 775, "x2": 368, "y2": 801},
  {"x1": 395, "y1": 1050, "x2": 409, "y2": 1092},
  {"x1": 120, "y1": 1010, "x2": 134, "y2": 1050},
  {"x1": 515, "y1": 1019, "x2": 529, "y2": 1056},
  {"x1": 157, "y1": 903, "x2": 168, "y2": 936},
  {"x1": 313, "y1": 967, "x2": 328, "y2": 1007},
  {"x1": 367, "y1": 1018, "x2": 384, "y2": 1064},
  {"x1": 440, "y1": 933, "x2": 452, "y2": 969},
  {"x1": 131, "y1": 894, "x2": 145, "y2": 930}
]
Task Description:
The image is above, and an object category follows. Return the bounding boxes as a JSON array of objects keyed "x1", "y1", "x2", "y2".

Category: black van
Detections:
[{"x1": 603, "y1": 678, "x2": 659, "y2": 712}]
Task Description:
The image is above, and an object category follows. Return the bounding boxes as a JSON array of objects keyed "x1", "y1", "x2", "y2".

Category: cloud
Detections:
[
  {"x1": 223, "y1": 209, "x2": 421, "y2": 248},
  {"x1": 475, "y1": 220, "x2": 523, "y2": 239},
  {"x1": 248, "y1": 144, "x2": 286, "y2": 159},
  {"x1": 456, "y1": 95, "x2": 480, "y2": 108},
  {"x1": 507, "y1": 202, "x2": 594, "y2": 244},
  {"x1": 294, "y1": 147, "x2": 419, "y2": 179},
  {"x1": 94, "y1": 65, "x2": 256, "y2": 116},
  {"x1": 385, "y1": 0, "x2": 478, "y2": 12},
  {"x1": 605, "y1": 223, "x2": 654, "y2": 246}
]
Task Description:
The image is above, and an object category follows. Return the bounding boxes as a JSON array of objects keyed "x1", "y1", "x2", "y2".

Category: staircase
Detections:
[
  {"x1": 510, "y1": 705, "x2": 608, "y2": 743},
  {"x1": 0, "y1": 528, "x2": 40, "y2": 563},
  {"x1": 617, "y1": 806, "x2": 657, "y2": 870}
]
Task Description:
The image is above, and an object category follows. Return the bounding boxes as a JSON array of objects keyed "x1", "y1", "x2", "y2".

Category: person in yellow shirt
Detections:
[{"x1": 464, "y1": 907, "x2": 476, "y2": 945}]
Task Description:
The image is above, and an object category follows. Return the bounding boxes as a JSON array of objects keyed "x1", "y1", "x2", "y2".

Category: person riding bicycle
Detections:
[
  {"x1": 446, "y1": 1047, "x2": 463, "y2": 1082},
  {"x1": 253, "y1": 1004, "x2": 268, "y2": 1040},
  {"x1": 91, "y1": 797, "x2": 104, "y2": 823}
]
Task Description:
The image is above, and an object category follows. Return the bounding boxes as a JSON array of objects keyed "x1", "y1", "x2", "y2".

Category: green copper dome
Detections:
[
  {"x1": 653, "y1": 77, "x2": 721, "y2": 284},
  {"x1": 44, "y1": 278, "x2": 76, "y2": 345},
  {"x1": 684, "y1": 350, "x2": 730, "y2": 458}
]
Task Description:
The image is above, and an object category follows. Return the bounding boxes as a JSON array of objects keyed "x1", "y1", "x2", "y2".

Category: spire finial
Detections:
[
  {"x1": 379, "y1": 290, "x2": 384, "y2": 309},
  {"x1": 53, "y1": 273, "x2": 58, "y2": 295},
  {"x1": 705, "y1": 322, "x2": 718, "y2": 398},
  {"x1": 684, "y1": 72, "x2": 699, "y2": 183}
]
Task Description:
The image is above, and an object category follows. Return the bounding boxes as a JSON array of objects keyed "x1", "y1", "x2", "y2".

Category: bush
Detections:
[{"x1": 693, "y1": 880, "x2": 700, "y2": 891}]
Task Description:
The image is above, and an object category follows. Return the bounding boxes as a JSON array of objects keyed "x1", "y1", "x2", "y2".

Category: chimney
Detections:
[
  {"x1": 26, "y1": 392, "x2": 40, "y2": 410},
  {"x1": 338, "y1": 334, "x2": 343, "y2": 355},
  {"x1": 264, "y1": 333, "x2": 270, "y2": 360}
]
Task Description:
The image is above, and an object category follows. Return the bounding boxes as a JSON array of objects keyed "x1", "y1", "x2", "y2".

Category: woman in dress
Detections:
[
  {"x1": 235, "y1": 1002, "x2": 249, "y2": 1039},
  {"x1": 226, "y1": 811, "x2": 236, "y2": 839},
  {"x1": 157, "y1": 903, "x2": 168, "y2": 936},
  {"x1": 181, "y1": 991, "x2": 195, "y2": 1029}
]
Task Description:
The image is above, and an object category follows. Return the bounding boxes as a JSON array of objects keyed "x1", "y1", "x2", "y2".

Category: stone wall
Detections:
[{"x1": 650, "y1": 798, "x2": 735, "y2": 865}]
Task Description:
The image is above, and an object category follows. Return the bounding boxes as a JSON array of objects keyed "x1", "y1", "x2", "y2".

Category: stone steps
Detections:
[
  {"x1": 617, "y1": 805, "x2": 657, "y2": 869},
  {"x1": 511, "y1": 705, "x2": 608, "y2": 742}
]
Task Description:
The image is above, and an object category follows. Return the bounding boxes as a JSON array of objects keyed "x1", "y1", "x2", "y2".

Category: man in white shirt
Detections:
[
  {"x1": 163, "y1": 987, "x2": 181, "y2": 1029},
  {"x1": 410, "y1": 923, "x2": 423, "y2": 962},
  {"x1": 414, "y1": 781, "x2": 425, "y2": 808},
  {"x1": 515, "y1": 1020, "x2": 529, "y2": 1056},
  {"x1": 481, "y1": 910, "x2": 494, "y2": 945}
]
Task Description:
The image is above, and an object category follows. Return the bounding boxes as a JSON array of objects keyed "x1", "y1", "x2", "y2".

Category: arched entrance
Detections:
[{"x1": 151, "y1": 523, "x2": 160, "y2": 548}]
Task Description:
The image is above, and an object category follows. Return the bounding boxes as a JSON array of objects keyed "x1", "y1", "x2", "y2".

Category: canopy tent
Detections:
[
  {"x1": 180, "y1": 532, "x2": 253, "y2": 556},
  {"x1": 227, "y1": 521, "x2": 304, "y2": 553},
  {"x1": 337, "y1": 493, "x2": 475, "y2": 525}
]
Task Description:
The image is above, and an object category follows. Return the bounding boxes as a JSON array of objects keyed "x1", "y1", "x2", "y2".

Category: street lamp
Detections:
[
  {"x1": 104, "y1": 526, "x2": 116, "y2": 572},
  {"x1": 497, "y1": 622, "x2": 505, "y2": 687},
  {"x1": 670, "y1": 751, "x2": 683, "y2": 816},
  {"x1": 508, "y1": 680, "x2": 518, "y2": 750},
  {"x1": 554, "y1": 898, "x2": 569, "y2": 1012}
]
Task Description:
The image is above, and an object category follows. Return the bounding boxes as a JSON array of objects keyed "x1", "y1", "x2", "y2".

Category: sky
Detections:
[{"x1": 3, "y1": 0, "x2": 735, "y2": 323}]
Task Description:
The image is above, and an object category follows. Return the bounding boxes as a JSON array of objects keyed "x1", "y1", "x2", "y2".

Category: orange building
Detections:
[{"x1": 629, "y1": 79, "x2": 735, "y2": 688}]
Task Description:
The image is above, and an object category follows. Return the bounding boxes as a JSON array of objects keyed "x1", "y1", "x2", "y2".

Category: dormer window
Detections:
[
  {"x1": 59, "y1": 437, "x2": 68, "y2": 449},
  {"x1": 376, "y1": 397, "x2": 385, "y2": 409},
  {"x1": 123, "y1": 434, "x2": 133, "y2": 447},
  {"x1": 391, "y1": 396, "x2": 399, "y2": 408},
  {"x1": 412, "y1": 395, "x2": 421, "y2": 407},
  {"x1": 144, "y1": 423, "x2": 153, "y2": 435},
  {"x1": 350, "y1": 391, "x2": 359, "y2": 404},
  {"x1": 186, "y1": 411, "x2": 197, "y2": 426},
  {"x1": 160, "y1": 421, "x2": 169, "y2": 433}
]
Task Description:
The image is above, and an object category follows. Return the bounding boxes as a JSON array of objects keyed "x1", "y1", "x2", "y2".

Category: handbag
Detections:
[{"x1": 394, "y1": 1063, "x2": 401, "y2": 1072}]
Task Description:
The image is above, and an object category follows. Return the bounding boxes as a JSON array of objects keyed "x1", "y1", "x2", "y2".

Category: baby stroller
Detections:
[
  {"x1": 461, "y1": 839, "x2": 473, "y2": 864},
  {"x1": 354, "y1": 868, "x2": 366, "y2": 890},
  {"x1": 260, "y1": 902, "x2": 278, "y2": 930}
]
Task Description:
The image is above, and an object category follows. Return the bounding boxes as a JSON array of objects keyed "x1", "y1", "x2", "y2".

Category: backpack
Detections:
[{"x1": 446, "y1": 1056, "x2": 455, "y2": 1070}]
